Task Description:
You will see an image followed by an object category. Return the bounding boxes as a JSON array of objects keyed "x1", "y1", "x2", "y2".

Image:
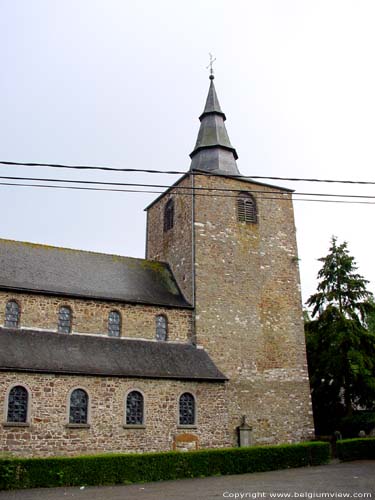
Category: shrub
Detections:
[
  {"x1": 336, "y1": 438, "x2": 375, "y2": 461},
  {"x1": 339, "y1": 412, "x2": 375, "y2": 438},
  {"x1": 0, "y1": 441, "x2": 330, "y2": 491}
]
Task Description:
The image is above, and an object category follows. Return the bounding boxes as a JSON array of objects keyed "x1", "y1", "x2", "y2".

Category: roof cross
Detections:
[{"x1": 206, "y1": 53, "x2": 216, "y2": 79}]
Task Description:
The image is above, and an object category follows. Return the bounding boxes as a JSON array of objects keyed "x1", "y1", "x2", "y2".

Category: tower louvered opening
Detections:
[{"x1": 237, "y1": 192, "x2": 257, "y2": 223}]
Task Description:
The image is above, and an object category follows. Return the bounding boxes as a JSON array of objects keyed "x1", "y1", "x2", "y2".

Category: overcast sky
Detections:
[{"x1": 1, "y1": 0, "x2": 375, "y2": 304}]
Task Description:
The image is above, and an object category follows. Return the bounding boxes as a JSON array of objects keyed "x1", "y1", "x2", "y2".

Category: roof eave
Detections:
[
  {"x1": 144, "y1": 173, "x2": 191, "y2": 211},
  {"x1": 0, "y1": 285, "x2": 193, "y2": 309},
  {"x1": 190, "y1": 144, "x2": 239, "y2": 161},
  {"x1": 192, "y1": 169, "x2": 295, "y2": 192},
  {"x1": 0, "y1": 366, "x2": 228, "y2": 382}
]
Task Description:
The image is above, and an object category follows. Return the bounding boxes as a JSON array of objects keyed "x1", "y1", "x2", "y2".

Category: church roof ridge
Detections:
[{"x1": 0, "y1": 237, "x2": 153, "y2": 263}]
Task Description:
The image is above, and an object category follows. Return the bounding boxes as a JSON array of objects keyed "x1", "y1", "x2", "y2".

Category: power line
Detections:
[
  {"x1": 2, "y1": 160, "x2": 375, "y2": 186},
  {"x1": 0, "y1": 174, "x2": 375, "y2": 200},
  {"x1": 0, "y1": 160, "x2": 186, "y2": 175},
  {"x1": 1, "y1": 181, "x2": 375, "y2": 204}
]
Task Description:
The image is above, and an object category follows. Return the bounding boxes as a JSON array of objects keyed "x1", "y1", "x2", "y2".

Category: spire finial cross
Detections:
[{"x1": 206, "y1": 53, "x2": 216, "y2": 79}]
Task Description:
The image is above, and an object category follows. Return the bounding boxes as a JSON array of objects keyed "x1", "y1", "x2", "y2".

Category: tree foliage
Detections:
[
  {"x1": 307, "y1": 237, "x2": 374, "y2": 321},
  {"x1": 305, "y1": 237, "x2": 375, "y2": 434}
]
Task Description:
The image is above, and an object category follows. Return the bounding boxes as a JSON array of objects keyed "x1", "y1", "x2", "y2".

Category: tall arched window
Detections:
[
  {"x1": 108, "y1": 310, "x2": 121, "y2": 337},
  {"x1": 237, "y1": 192, "x2": 257, "y2": 223},
  {"x1": 7, "y1": 385, "x2": 28, "y2": 423},
  {"x1": 164, "y1": 199, "x2": 174, "y2": 232},
  {"x1": 155, "y1": 314, "x2": 168, "y2": 341},
  {"x1": 58, "y1": 306, "x2": 72, "y2": 333},
  {"x1": 126, "y1": 390, "x2": 144, "y2": 425},
  {"x1": 4, "y1": 300, "x2": 20, "y2": 328},
  {"x1": 69, "y1": 388, "x2": 88, "y2": 424},
  {"x1": 179, "y1": 392, "x2": 195, "y2": 426}
]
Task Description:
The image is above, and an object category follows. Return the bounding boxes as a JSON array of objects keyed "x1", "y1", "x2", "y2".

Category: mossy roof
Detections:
[
  {"x1": 0, "y1": 239, "x2": 191, "y2": 308},
  {"x1": 0, "y1": 328, "x2": 227, "y2": 381}
]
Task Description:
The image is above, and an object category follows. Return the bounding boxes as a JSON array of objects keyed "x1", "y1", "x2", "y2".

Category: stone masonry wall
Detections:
[
  {"x1": 146, "y1": 174, "x2": 315, "y2": 446},
  {"x1": 0, "y1": 291, "x2": 192, "y2": 343},
  {"x1": 146, "y1": 175, "x2": 194, "y2": 304},
  {"x1": 0, "y1": 371, "x2": 230, "y2": 457},
  {"x1": 192, "y1": 174, "x2": 314, "y2": 445}
]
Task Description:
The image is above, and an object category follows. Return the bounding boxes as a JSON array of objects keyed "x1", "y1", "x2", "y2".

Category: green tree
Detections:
[{"x1": 305, "y1": 236, "x2": 375, "y2": 434}]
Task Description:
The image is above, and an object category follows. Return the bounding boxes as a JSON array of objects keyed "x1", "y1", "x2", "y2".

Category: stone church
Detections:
[{"x1": 0, "y1": 75, "x2": 314, "y2": 457}]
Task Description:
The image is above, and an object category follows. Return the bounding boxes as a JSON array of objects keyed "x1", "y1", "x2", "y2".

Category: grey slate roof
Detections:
[
  {"x1": 0, "y1": 328, "x2": 227, "y2": 381},
  {"x1": 200, "y1": 76, "x2": 226, "y2": 119},
  {"x1": 190, "y1": 76, "x2": 240, "y2": 176},
  {"x1": 0, "y1": 239, "x2": 190, "y2": 308}
]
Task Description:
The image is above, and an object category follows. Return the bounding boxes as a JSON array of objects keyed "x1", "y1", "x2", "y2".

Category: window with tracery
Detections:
[
  {"x1": 58, "y1": 306, "x2": 72, "y2": 333},
  {"x1": 179, "y1": 392, "x2": 195, "y2": 425},
  {"x1": 108, "y1": 310, "x2": 121, "y2": 337},
  {"x1": 126, "y1": 390, "x2": 144, "y2": 425},
  {"x1": 164, "y1": 199, "x2": 174, "y2": 232},
  {"x1": 7, "y1": 385, "x2": 28, "y2": 423},
  {"x1": 155, "y1": 315, "x2": 168, "y2": 341},
  {"x1": 5, "y1": 300, "x2": 20, "y2": 328},
  {"x1": 69, "y1": 388, "x2": 88, "y2": 424},
  {"x1": 237, "y1": 192, "x2": 257, "y2": 223}
]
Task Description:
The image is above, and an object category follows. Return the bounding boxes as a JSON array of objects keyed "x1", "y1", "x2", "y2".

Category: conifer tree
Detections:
[{"x1": 305, "y1": 237, "x2": 375, "y2": 433}]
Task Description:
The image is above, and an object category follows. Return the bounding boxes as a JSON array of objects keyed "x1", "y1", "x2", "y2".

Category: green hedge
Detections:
[
  {"x1": 336, "y1": 438, "x2": 375, "y2": 461},
  {"x1": 339, "y1": 412, "x2": 375, "y2": 438},
  {"x1": 0, "y1": 442, "x2": 329, "y2": 491}
]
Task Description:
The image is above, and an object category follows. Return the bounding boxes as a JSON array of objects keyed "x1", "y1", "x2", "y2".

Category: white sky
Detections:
[{"x1": 1, "y1": 0, "x2": 375, "y2": 304}]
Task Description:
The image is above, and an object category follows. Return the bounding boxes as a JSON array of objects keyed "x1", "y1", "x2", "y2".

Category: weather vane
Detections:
[{"x1": 206, "y1": 53, "x2": 216, "y2": 79}]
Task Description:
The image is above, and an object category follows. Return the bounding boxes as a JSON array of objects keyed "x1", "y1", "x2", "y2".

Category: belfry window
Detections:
[
  {"x1": 69, "y1": 388, "x2": 89, "y2": 424},
  {"x1": 7, "y1": 385, "x2": 28, "y2": 423},
  {"x1": 237, "y1": 192, "x2": 257, "y2": 223},
  {"x1": 4, "y1": 300, "x2": 20, "y2": 328},
  {"x1": 126, "y1": 390, "x2": 144, "y2": 425},
  {"x1": 179, "y1": 392, "x2": 195, "y2": 426},
  {"x1": 58, "y1": 306, "x2": 72, "y2": 333},
  {"x1": 108, "y1": 310, "x2": 121, "y2": 337},
  {"x1": 164, "y1": 199, "x2": 174, "y2": 232},
  {"x1": 155, "y1": 314, "x2": 168, "y2": 341}
]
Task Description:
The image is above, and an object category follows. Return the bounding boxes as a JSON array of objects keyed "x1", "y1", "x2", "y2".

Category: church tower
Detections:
[{"x1": 146, "y1": 75, "x2": 314, "y2": 445}]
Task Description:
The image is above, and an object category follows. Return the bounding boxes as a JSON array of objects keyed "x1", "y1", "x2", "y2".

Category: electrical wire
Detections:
[
  {"x1": 0, "y1": 174, "x2": 374, "y2": 200},
  {"x1": 2, "y1": 160, "x2": 375, "y2": 186},
  {"x1": 1, "y1": 181, "x2": 375, "y2": 204},
  {"x1": 0, "y1": 160, "x2": 186, "y2": 175}
]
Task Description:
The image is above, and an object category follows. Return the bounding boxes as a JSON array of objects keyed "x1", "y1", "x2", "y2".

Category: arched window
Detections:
[
  {"x1": 164, "y1": 199, "x2": 174, "y2": 232},
  {"x1": 179, "y1": 392, "x2": 195, "y2": 426},
  {"x1": 237, "y1": 192, "x2": 257, "y2": 223},
  {"x1": 155, "y1": 314, "x2": 168, "y2": 341},
  {"x1": 4, "y1": 300, "x2": 20, "y2": 328},
  {"x1": 108, "y1": 310, "x2": 121, "y2": 337},
  {"x1": 7, "y1": 385, "x2": 28, "y2": 423},
  {"x1": 69, "y1": 388, "x2": 88, "y2": 424},
  {"x1": 126, "y1": 390, "x2": 144, "y2": 425},
  {"x1": 58, "y1": 306, "x2": 72, "y2": 333}
]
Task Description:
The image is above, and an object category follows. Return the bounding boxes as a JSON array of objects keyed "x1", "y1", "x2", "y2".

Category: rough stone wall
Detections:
[
  {"x1": 146, "y1": 175, "x2": 194, "y2": 304},
  {"x1": 0, "y1": 371, "x2": 230, "y2": 457},
  {"x1": 192, "y1": 174, "x2": 314, "y2": 445},
  {"x1": 0, "y1": 292, "x2": 192, "y2": 343}
]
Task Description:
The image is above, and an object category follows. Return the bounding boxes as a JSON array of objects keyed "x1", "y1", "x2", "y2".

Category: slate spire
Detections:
[{"x1": 189, "y1": 75, "x2": 240, "y2": 175}]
